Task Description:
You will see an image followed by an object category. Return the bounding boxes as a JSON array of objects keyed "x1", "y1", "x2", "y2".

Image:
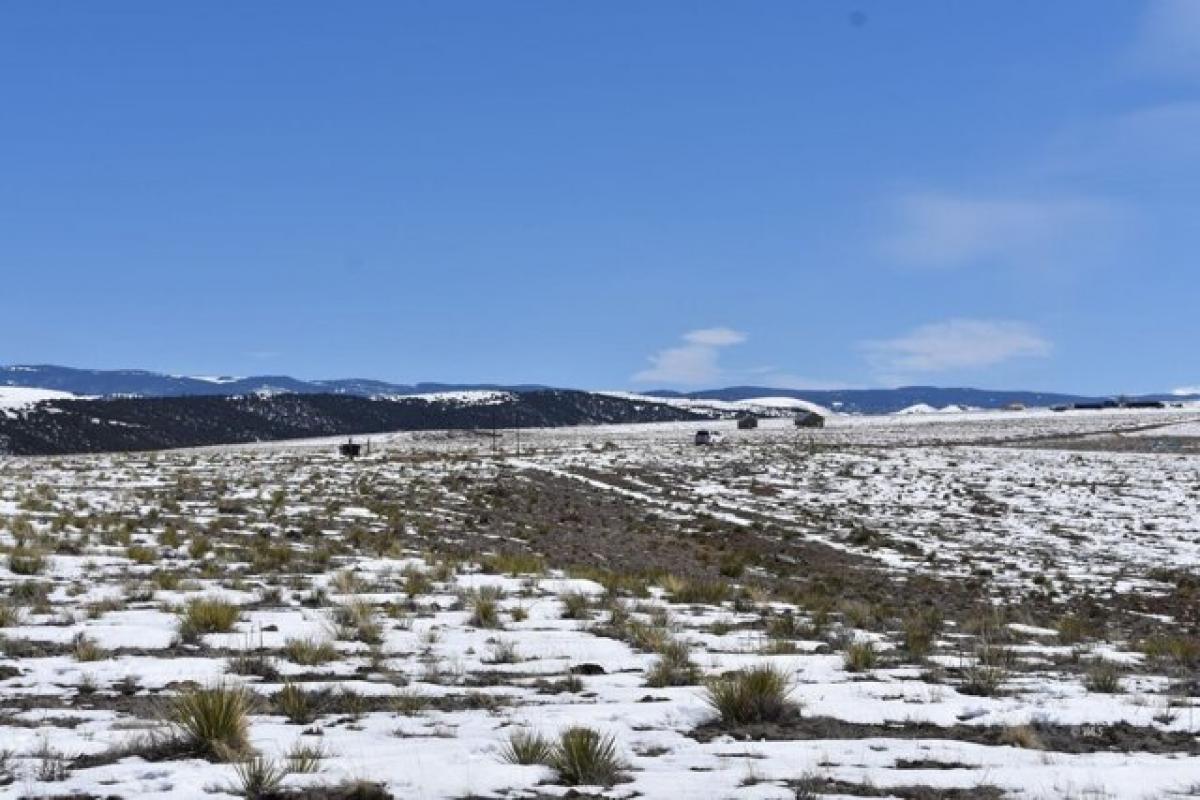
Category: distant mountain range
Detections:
[
  {"x1": 0, "y1": 364, "x2": 546, "y2": 399},
  {"x1": 651, "y1": 386, "x2": 1197, "y2": 414},
  {"x1": 4, "y1": 364, "x2": 1196, "y2": 415}
]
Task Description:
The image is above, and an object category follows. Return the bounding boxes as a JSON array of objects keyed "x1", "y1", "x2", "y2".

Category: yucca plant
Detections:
[
  {"x1": 548, "y1": 727, "x2": 626, "y2": 786},
  {"x1": 498, "y1": 729, "x2": 553, "y2": 765},
  {"x1": 284, "y1": 740, "x2": 328, "y2": 774},
  {"x1": 168, "y1": 683, "x2": 253, "y2": 760},
  {"x1": 704, "y1": 664, "x2": 794, "y2": 725},
  {"x1": 231, "y1": 754, "x2": 288, "y2": 798}
]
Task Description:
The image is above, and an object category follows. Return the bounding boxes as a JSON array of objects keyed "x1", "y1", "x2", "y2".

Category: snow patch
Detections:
[
  {"x1": 0, "y1": 386, "x2": 77, "y2": 412},
  {"x1": 375, "y1": 390, "x2": 516, "y2": 405}
]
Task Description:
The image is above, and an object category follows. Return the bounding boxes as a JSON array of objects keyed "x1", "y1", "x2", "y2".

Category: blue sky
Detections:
[{"x1": 2, "y1": 2, "x2": 1197, "y2": 394}]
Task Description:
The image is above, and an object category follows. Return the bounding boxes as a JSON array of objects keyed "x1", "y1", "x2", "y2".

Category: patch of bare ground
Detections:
[
  {"x1": 1014, "y1": 434, "x2": 1200, "y2": 454},
  {"x1": 250, "y1": 783, "x2": 394, "y2": 800},
  {"x1": 690, "y1": 715, "x2": 1200, "y2": 755},
  {"x1": 791, "y1": 776, "x2": 1006, "y2": 799},
  {"x1": 456, "y1": 466, "x2": 1158, "y2": 636}
]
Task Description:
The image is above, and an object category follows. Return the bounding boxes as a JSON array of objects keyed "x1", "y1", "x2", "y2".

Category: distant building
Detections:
[
  {"x1": 737, "y1": 415, "x2": 758, "y2": 430},
  {"x1": 794, "y1": 411, "x2": 825, "y2": 429},
  {"x1": 339, "y1": 439, "x2": 363, "y2": 458}
]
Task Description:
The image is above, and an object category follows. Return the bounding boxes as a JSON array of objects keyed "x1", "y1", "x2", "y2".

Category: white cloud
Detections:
[
  {"x1": 884, "y1": 192, "x2": 1118, "y2": 269},
  {"x1": 862, "y1": 320, "x2": 1051, "y2": 377},
  {"x1": 1127, "y1": 0, "x2": 1200, "y2": 79},
  {"x1": 633, "y1": 328, "x2": 746, "y2": 386},
  {"x1": 1043, "y1": 101, "x2": 1200, "y2": 181},
  {"x1": 1172, "y1": 386, "x2": 1200, "y2": 397},
  {"x1": 683, "y1": 327, "x2": 747, "y2": 347}
]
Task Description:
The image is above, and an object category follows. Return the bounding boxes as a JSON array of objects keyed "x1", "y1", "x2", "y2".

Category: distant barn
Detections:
[
  {"x1": 737, "y1": 415, "x2": 758, "y2": 430},
  {"x1": 338, "y1": 439, "x2": 363, "y2": 458},
  {"x1": 794, "y1": 411, "x2": 825, "y2": 429}
]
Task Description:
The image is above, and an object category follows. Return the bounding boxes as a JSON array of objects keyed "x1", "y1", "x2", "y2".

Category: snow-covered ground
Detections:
[
  {"x1": 374, "y1": 390, "x2": 516, "y2": 405},
  {"x1": 1, "y1": 409, "x2": 1198, "y2": 799},
  {"x1": 599, "y1": 391, "x2": 830, "y2": 418},
  {"x1": 0, "y1": 387, "x2": 77, "y2": 409},
  {"x1": 0, "y1": 386, "x2": 78, "y2": 419}
]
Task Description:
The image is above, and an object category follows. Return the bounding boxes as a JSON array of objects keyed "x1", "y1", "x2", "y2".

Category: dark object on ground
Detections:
[{"x1": 794, "y1": 411, "x2": 825, "y2": 428}]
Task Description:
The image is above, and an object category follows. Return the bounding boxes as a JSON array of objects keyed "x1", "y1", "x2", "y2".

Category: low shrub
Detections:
[
  {"x1": 1085, "y1": 661, "x2": 1124, "y2": 694},
  {"x1": 669, "y1": 578, "x2": 730, "y2": 606},
  {"x1": 0, "y1": 602, "x2": 24, "y2": 628},
  {"x1": 843, "y1": 641, "x2": 877, "y2": 673},
  {"x1": 704, "y1": 664, "x2": 794, "y2": 725},
  {"x1": 282, "y1": 636, "x2": 339, "y2": 666},
  {"x1": 7, "y1": 548, "x2": 47, "y2": 576},
  {"x1": 71, "y1": 632, "x2": 107, "y2": 662},
  {"x1": 901, "y1": 608, "x2": 942, "y2": 660},
  {"x1": 468, "y1": 586, "x2": 504, "y2": 629},
  {"x1": 560, "y1": 591, "x2": 592, "y2": 620},
  {"x1": 275, "y1": 682, "x2": 319, "y2": 725},
  {"x1": 645, "y1": 639, "x2": 700, "y2": 687},
  {"x1": 482, "y1": 552, "x2": 545, "y2": 576},
  {"x1": 227, "y1": 652, "x2": 280, "y2": 682},
  {"x1": 959, "y1": 662, "x2": 1007, "y2": 697},
  {"x1": 999, "y1": 724, "x2": 1044, "y2": 750},
  {"x1": 332, "y1": 600, "x2": 383, "y2": 645},
  {"x1": 178, "y1": 597, "x2": 241, "y2": 642}
]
